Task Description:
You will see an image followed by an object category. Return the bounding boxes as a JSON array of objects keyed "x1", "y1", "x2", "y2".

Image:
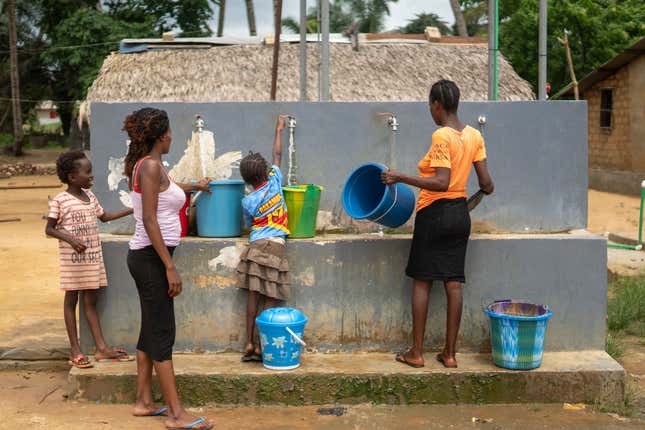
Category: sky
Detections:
[{"x1": 208, "y1": 1, "x2": 456, "y2": 37}]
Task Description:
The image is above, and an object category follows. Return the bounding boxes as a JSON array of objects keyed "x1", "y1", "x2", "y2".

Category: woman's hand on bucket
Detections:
[
  {"x1": 166, "y1": 266, "x2": 183, "y2": 297},
  {"x1": 195, "y1": 178, "x2": 211, "y2": 193},
  {"x1": 381, "y1": 168, "x2": 401, "y2": 185}
]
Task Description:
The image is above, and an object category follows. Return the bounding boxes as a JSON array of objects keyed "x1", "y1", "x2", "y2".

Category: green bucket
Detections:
[{"x1": 283, "y1": 185, "x2": 323, "y2": 238}]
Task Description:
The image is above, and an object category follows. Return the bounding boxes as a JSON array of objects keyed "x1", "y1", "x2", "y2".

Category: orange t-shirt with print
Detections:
[{"x1": 416, "y1": 125, "x2": 487, "y2": 212}]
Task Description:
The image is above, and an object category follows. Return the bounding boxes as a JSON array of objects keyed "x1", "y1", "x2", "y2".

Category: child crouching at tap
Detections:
[
  {"x1": 236, "y1": 115, "x2": 291, "y2": 362},
  {"x1": 46, "y1": 150, "x2": 134, "y2": 368}
]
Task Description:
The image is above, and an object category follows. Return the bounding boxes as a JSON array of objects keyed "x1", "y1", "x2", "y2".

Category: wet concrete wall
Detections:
[
  {"x1": 90, "y1": 101, "x2": 587, "y2": 233},
  {"x1": 81, "y1": 233, "x2": 606, "y2": 353}
]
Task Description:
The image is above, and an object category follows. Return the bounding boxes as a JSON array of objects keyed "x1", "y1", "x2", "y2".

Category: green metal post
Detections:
[
  {"x1": 493, "y1": 0, "x2": 499, "y2": 100},
  {"x1": 639, "y1": 180, "x2": 645, "y2": 244}
]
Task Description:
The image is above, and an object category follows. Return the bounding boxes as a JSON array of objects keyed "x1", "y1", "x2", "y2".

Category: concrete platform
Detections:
[
  {"x1": 69, "y1": 351, "x2": 625, "y2": 406},
  {"x1": 83, "y1": 232, "x2": 607, "y2": 354}
]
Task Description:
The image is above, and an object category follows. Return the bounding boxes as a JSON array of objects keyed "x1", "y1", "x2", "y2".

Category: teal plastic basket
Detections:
[{"x1": 484, "y1": 300, "x2": 552, "y2": 370}]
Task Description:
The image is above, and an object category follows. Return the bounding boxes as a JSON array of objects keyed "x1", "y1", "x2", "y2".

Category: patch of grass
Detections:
[
  {"x1": 593, "y1": 382, "x2": 637, "y2": 417},
  {"x1": 0, "y1": 133, "x2": 13, "y2": 148},
  {"x1": 607, "y1": 276, "x2": 645, "y2": 333},
  {"x1": 605, "y1": 332, "x2": 625, "y2": 359}
]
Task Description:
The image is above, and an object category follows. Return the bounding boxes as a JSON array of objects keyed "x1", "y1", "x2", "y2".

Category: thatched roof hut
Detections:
[{"x1": 83, "y1": 38, "x2": 533, "y2": 122}]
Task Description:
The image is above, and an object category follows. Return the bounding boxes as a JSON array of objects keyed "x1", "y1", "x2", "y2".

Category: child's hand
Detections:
[
  {"x1": 69, "y1": 239, "x2": 87, "y2": 253},
  {"x1": 276, "y1": 115, "x2": 289, "y2": 132}
]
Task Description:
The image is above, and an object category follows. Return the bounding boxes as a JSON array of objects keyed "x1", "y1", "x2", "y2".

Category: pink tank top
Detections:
[{"x1": 129, "y1": 156, "x2": 186, "y2": 250}]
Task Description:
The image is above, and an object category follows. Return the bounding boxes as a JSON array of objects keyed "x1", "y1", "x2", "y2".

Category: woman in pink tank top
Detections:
[{"x1": 123, "y1": 108, "x2": 212, "y2": 430}]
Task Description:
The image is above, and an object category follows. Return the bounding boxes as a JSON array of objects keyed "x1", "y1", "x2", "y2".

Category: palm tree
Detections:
[
  {"x1": 245, "y1": 0, "x2": 257, "y2": 36},
  {"x1": 398, "y1": 12, "x2": 452, "y2": 36},
  {"x1": 349, "y1": 0, "x2": 398, "y2": 33}
]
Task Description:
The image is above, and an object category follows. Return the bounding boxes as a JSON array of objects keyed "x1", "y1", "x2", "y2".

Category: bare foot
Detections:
[
  {"x1": 133, "y1": 402, "x2": 168, "y2": 417},
  {"x1": 165, "y1": 410, "x2": 213, "y2": 429}
]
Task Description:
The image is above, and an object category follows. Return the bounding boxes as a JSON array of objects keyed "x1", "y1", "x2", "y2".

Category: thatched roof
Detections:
[{"x1": 85, "y1": 42, "x2": 534, "y2": 108}]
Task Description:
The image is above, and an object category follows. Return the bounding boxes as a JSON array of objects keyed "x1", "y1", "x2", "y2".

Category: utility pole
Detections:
[
  {"x1": 538, "y1": 0, "x2": 547, "y2": 100},
  {"x1": 8, "y1": 0, "x2": 24, "y2": 156},
  {"x1": 217, "y1": 0, "x2": 226, "y2": 37},
  {"x1": 245, "y1": 0, "x2": 257, "y2": 36},
  {"x1": 270, "y1": 0, "x2": 283, "y2": 100}
]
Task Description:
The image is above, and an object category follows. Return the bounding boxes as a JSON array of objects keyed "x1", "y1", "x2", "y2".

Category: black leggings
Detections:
[{"x1": 127, "y1": 246, "x2": 176, "y2": 361}]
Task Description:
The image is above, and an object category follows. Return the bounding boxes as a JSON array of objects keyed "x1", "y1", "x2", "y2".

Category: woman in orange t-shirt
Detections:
[{"x1": 382, "y1": 80, "x2": 494, "y2": 368}]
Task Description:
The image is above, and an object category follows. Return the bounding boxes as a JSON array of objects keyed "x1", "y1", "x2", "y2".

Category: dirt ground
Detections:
[
  {"x1": 0, "y1": 177, "x2": 644, "y2": 428},
  {"x1": 0, "y1": 370, "x2": 641, "y2": 430}
]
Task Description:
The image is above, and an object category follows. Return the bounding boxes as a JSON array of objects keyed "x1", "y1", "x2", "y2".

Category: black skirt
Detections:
[
  {"x1": 406, "y1": 198, "x2": 470, "y2": 282},
  {"x1": 127, "y1": 245, "x2": 176, "y2": 361}
]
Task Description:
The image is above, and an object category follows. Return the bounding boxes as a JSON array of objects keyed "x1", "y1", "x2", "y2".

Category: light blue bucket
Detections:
[
  {"x1": 484, "y1": 300, "x2": 552, "y2": 370},
  {"x1": 341, "y1": 162, "x2": 415, "y2": 228},
  {"x1": 194, "y1": 179, "x2": 245, "y2": 237},
  {"x1": 256, "y1": 308, "x2": 308, "y2": 371}
]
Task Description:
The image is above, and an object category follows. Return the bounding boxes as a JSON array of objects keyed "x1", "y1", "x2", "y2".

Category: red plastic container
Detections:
[{"x1": 179, "y1": 193, "x2": 190, "y2": 237}]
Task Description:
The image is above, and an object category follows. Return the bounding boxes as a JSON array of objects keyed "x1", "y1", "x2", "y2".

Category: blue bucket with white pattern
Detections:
[
  {"x1": 256, "y1": 308, "x2": 308, "y2": 371},
  {"x1": 484, "y1": 301, "x2": 552, "y2": 370}
]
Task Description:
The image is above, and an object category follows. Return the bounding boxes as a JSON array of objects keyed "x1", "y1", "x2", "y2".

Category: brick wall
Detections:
[{"x1": 586, "y1": 65, "x2": 632, "y2": 171}]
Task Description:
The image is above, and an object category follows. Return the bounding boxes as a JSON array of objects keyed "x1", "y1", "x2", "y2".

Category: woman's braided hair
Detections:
[
  {"x1": 429, "y1": 80, "x2": 460, "y2": 113},
  {"x1": 122, "y1": 107, "x2": 170, "y2": 182},
  {"x1": 239, "y1": 151, "x2": 269, "y2": 187}
]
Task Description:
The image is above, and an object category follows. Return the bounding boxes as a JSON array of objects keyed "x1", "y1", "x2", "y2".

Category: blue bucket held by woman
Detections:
[
  {"x1": 342, "y1": 162, "x2": 415, "y2": 228},
  {"x1": 194, "y1": 179, "x2": 245, "y2": 237},
  {"x1": 484, "y1": 300, "x2": 552, "y2": 370},
  {"x1": 256, "y1": 307, "x2": 308, "y2": 371}
]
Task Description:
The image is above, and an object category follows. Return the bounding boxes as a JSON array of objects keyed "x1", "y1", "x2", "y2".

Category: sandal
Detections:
[
  {"x1": 395, "y1": 351, "x2": 424, "y2": 368},
  {"x1": 167, "y1": 417, "x2": 213, "y2": 430},
  {"x1": 68, "y1": 354, "x2": 93, "y2": 369},
  {"x1": 134, "y1": 406, "x2": 168, "y2": 417},
  {"x1": 95, "y1": 348, "x2": 135, "y2": 362},
  {"x1": 241, "y1": 353, "x2": 262, "y2": 362},
  {"x1": 436, "y1": 353, "x2": 458, "y2": 368}
]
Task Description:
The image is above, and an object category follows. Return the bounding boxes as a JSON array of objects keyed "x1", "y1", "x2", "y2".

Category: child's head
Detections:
[
  {"x1": 56, "y1": 150, "x2": 93, "y2": 188},
  {"x1": 123, "y1": 107, "x2": 171, "y2": 181},
  {"x1": 429, "y1": 80, "x2": 460, "y2": 125},
  {"x1": 239, "y1": 151, "x2": 269, "y2": 187}
]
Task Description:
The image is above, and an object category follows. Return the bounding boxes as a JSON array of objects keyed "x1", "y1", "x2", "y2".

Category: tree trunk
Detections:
[
  {"x1": 449, "y1": 0, "x2": 468, "y2": 37},
  {"x1": 7, "y1": 0, "x2": 24, "y2": 156},
  {"x1": 245, "y1": 0, "x2": 257, "y2": 36},
  {"x1": 217, "y1": 0, "x2": 226, "y2": 37},
  {"x1": 270, "y1": 0, "x2": 283, "y2": 101}
]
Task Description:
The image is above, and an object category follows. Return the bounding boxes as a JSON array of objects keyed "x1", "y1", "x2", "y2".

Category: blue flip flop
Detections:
[
  {"x1": 135, "y1": 406, "x2": 168, "y2": 417},
  {"x1": 168, "y1": 417, "x2": 213, "y2": 429}
]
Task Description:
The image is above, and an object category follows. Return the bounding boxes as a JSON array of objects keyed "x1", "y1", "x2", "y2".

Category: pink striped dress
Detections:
[{"x1": 48, "y1": 190, "x2": 107, "y2": 291}]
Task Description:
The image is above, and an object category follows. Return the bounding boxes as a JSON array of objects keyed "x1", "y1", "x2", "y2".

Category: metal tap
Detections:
[{"x1": 195, "y1": 115, "x2": 205, "y2": 132}]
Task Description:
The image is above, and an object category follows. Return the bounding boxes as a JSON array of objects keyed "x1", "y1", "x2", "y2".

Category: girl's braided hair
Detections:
[
  {"x1": 429, "y1": 80, "x2": 460, "y2": 113},
  {"x1": 239, "y1": 151, "x2": 269, "y2": 187},
  {"x1": 122, "y1": 107, "x2": 169, "y2": 182}
]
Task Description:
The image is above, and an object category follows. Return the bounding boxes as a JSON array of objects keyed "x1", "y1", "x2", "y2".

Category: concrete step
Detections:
[{"x1": 69, "y1": 351, "x2": 624, "y2": 406}]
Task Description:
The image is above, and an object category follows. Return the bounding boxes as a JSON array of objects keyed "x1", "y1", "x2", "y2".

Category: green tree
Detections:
[
  {"x1": 0, "y1": 0, "x2": 51, "y2": 134},
  {"x1": 104, "y1": 0, "x2": 214, "y2": 36},
  {"x1": 349, "y1": 0, "x2": 398, "y2": 33},
  {"x1": 500, "y1": 0, "x2": 645, "y2": 95},
  {"x1": 282, "y1": 1, "x2": 353, "y2": 34},
  {"x1": 398, "y1": 12, "x2": 452, "y2": 36},
  {"x1": 282, "y1": 0, "x2": 397, "y2": 34}
]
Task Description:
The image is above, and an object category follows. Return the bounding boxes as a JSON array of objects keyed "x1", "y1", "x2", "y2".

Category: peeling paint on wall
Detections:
[
  {"x1": 107, "y1": 156, "x2": 125, "y2": 191},
  {"x1": 208, "y1": 245, "x2": 243, "y2": 272},
  {"x1": 295, "y1": 266, "x2": 315, "y2": 287}
]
